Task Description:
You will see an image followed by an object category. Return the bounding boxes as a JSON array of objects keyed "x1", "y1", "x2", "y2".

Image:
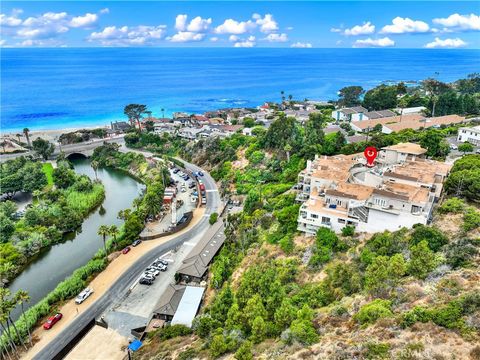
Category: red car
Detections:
[
  {"x1": 43, "y1": 313, "x2": 62, "y2": 330},
  {"x1": 122, "y1": 246, "x2": 131, "y2": 254}
]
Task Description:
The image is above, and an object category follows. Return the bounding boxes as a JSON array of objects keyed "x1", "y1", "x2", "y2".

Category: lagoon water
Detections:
[
  {"x1": 2, "y1": 48, "x2": 479, "y2": 131},
  {"x1": 7, "y1": 157, "x2": 143, "y2": 321}
]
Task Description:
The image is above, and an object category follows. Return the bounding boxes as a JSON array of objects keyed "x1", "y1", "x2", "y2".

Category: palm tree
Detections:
[
  {"x1": 22, "y1": 128, "x2": 31, "y2": 148},
  {"x1": 15, "y1": 290, "x2": 32, "y2": 347},
  {"x1": 0, "y1": 288, "x2": 19, "y2": 356},
  {"x1": 0, "y1": 262, "x2": 15, "y2": 286},
  {"x1": 15, "y1": 134, "x2": 21, "y2": 144},
  {"x1": 97, "y1": 225, "x2": 110, "y2": 258},
  {"x1": 280, "y1": 90, "x2": 285, "y2": 103},
  {"x1": 91, "y1": 160, "x2": 99, "y2": 180},
  {"x1": 109, "y1": 225, "x2": 119, "y2": 250},
  {"x1": 161, "y1": 108, "x2": 165, "y2": 118},
  {"x1": 0, "y1": 141, "x2": 7, "y2": 154}
]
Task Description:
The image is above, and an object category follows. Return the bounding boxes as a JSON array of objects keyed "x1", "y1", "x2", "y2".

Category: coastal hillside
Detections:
[{"x1": 132, "y1": 115, "x2": 480, "y2": 359}]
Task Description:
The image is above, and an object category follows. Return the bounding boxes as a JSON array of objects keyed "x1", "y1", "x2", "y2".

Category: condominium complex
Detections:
[{"x1": 296, "y1": 143, "x2": 451, "y2": 234}]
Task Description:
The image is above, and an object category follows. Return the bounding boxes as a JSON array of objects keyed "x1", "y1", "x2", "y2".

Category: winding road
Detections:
[{"x1": 30, "y1": 151, "x2": 221, "y2": 360}]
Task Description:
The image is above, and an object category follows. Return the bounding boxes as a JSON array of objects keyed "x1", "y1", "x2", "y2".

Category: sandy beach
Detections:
[{"x1": 2, "y1": 125, "x2": 111, "y2": 143}]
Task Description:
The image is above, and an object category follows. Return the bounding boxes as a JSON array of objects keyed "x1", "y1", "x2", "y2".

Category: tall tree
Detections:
[
  {"x1": 97, "y1": 225, "x2": 110, "y2": 257},
  {"x1": 32, "y1": 138, "x2": 55, "y2": 160},
  {"x1": 23, "y1": 128, "x2": 31, "y2": 148},
  {"x1": 124, "y1": 104, "x2": 148, "y2": 132},
  {"x1": 16, "y1": 290, "x2": 32, "y2": 347},
  {"x1": 109, "y1": 225, "x2": 119, "y2": 249},
  {"x1": 422, "y1": 78, "x2": 450, "y2": 117},
  {"x1": 337, "y1": 86, "x2": 364, "y2": 107}
]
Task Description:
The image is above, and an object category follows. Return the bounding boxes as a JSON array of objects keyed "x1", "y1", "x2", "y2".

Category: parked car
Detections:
[
  {"x1": 172, "y1": 168, "x2": 180, "y2": 174},
  {"x1": 450, "y1": 144, "x2": 458, "y2": 150},
  {"x1": 139, "y1": 278, "x2": 153, "y2": 285},
  {"x1": 43, "y1": 313, "x2": 63, "y2": 330},
  {"x1": 142, "y1": 274, "x2": 155, "y2": 281},
  {"x1": 75, "y1": 287, "x2": 94, "y2": 304},
  {"x1": 122, "y1": 246, "x2": 131, "y2": 254},
  {"x1": 476, "y1": 149, "x2": 480, "y2": 154},
  {"x1": 153, "y1": 263, "x2": 167, "y2": 271},
  {"x1": 132, "y1": 239, "x2": 142, "y2": 247},
  {"x1": 198, "y1": 171, "x2": 204, "y2": 176},
  {"x1": 202, "y1": 197, "x2": 207, "y2": 205},
  {"x1": 181, "y1": 186, "x2": 187, "y2": 193},
  {"x1": 191, "y1": 196, "x2": 197, "y2": 203},
  {"x1": 156, "y1": 258, "x2": 168, "y2": 266},
  {"x1": 189, "y1": 182, "x2": 196, "y2": 189},
  {"x1": 145, "y1": 268, "x2": 160, "y2": 276}
]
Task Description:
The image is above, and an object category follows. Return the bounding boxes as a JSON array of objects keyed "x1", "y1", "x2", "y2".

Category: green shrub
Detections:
[
  {"x1": 341, "y1": 225, "x2": 355, "y2": 236},
  {"x1": 401, "y1": 306, "x2": 432, "y2": 328},
  {"x1": 157, "y1": 324, "x2": 192, "y2": 340},
  {"x1": 437, "y1": 198, "x2": 465, "y2": 214},
  {"x1": 209, "y1": 212, "x2": 219, "y2": 225},
  {"x1": 463, "y1": 207, "x2": 480, "y2": 232},
  {"x1": 444, "y1": 238, "x2": 479, "y2": 268},
  {"x1": 354, "y1": 299, "x2": 393, "y2": 325},
  {"x1": 410, "y1": 225, "x2": 448, "y2": 252},
  {"x1": 364, "y1": 342, "x2": 390, "y2": 359}
]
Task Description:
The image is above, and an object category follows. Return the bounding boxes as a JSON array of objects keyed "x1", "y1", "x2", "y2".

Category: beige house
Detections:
[{"x1": 297, "y1": 143, "x2": 451, "y2": 234}]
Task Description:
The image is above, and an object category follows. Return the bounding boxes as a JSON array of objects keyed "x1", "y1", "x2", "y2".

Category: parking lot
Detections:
[
  {"x1": 101, "y1": 225, "x2": 207, "y2": 338},
  {"x1": 141, "y1": 168, "x2": 200, "y2": 236},
  {"x1": 446, "y1": 136, "x2": 480, "y2": 162}
]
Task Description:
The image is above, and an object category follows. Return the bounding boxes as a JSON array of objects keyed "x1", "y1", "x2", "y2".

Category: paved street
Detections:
[{"x1": 30, "y1": 153, "x2": 221, "y2": 360}]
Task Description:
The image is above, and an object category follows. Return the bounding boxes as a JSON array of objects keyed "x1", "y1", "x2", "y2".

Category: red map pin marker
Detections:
[{"x1": 364, "y1": 146, "x2": 378, "y2": 167}]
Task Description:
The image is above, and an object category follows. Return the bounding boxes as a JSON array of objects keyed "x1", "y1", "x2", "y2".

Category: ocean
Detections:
[{"x1": 1, "y1": 48, "x2": 479, "y2": 132}]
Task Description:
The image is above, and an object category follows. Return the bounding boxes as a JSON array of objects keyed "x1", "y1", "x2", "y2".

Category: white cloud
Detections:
[
  {"x1": 290, "y1": 42, "x2": 312, "y2": 48},
  {"x1": 1, "y1": 9, "x2": 109, "y2": 44},
  {"x1": 215, "y1": 18, "x2": 255, "y2": 34},
  {"x1": 168, "y1": 31, "x2": 205, "y2": 43},
  {"x1": 175, "y1": 14, "x2": 188, "y2": 31},
  {"x1": 234, "y1": 35, "x2": 255, "y2": 47},
  {"x1": 330, "y1": 27, "x2": 342, "y2": 33},
  {"x1": 344, "y1": 22, "x2": 375, "y2": 36},
  {"x1": 0, "y1": 13, "x2": 23, "y2": 27},
  {"x1": 263, "y1": 33, "x2": 288, "y2": 42},
  {"x1": 175, "y1": 14, "x2": 211, "y2": 32},
  {"x1": 424, "y1": 37, "x2": 467, "y2": 48},
  {"x1": 353, "y1": 37, "x2": 395, "y2": 48},
  {"x1": 210, "y1": 37, "x2": 219, "y2": 42},
  {"x1": 286, "y1": 26, "x2": 294, "y2": 31},
  {"x1": 100, "y1": 8, "x2": 110, "y2": 15},
  {"x1": 381, "y1": 17, "x2": 430, "y2": 34},
  {"x1": 186, "y1": 16, "x2": 212, "y2": 32},
  {"x1": 69, "y1": 13, "x2": 98, "y2": 28},
  {"x1": 89, "y1": 25, "x2": 167, "y2": 46},
  {"x1": 433, "y1": 13, "x2": 480, "y2": 31},
  {"x1": 253, "y1": 13, "x2": 278, "y2": 33},
  {"x1": 0, "y1": 39, "x2": 6, "y2": 46},
  {"x1": 229, "y1": 35, "x2": 239, "y2": 42}
]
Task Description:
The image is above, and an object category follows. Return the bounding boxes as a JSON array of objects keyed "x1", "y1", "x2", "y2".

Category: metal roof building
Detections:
[{"x1": 171, "y1": 286, "x2": 205, "y2": 328}]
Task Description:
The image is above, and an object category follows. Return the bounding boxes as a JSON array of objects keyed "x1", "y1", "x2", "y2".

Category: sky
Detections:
[{"x1": 1, "y1": 1, "x2": 479, "y2": 48}]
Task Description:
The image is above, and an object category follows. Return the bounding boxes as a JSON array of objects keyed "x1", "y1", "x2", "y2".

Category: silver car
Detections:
[{"x1": 75, "y1": 287, "x2": 94, "y2": 304}]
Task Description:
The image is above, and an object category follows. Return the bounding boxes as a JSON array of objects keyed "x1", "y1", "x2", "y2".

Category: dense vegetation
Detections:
[
  {"x1": 58, "y1": 128, "x2": 107, "y2": 145},
  {"x1": 338, "y1": 73, "x2": 480, "y2": 117},
  {"x1": 133, "y1": 113, "x2": 479, "y2": 358},
  {"x1": 0, "y1": 157, "x2": 105, "y2": 283}
]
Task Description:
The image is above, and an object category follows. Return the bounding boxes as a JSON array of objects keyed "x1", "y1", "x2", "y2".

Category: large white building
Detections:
[
  {"x1": 457, "y1": 125, "x2": 480, "y2": 146},
  {"x1": 296, "y1": 143, "x2": 451, "y2": 235}
]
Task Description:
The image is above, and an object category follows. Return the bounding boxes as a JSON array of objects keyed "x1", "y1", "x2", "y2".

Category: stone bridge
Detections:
[{"x1": 0, "y1": 136, "x2": 125, "y2": 162}]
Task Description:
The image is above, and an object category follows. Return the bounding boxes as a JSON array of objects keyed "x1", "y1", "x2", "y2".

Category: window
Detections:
[
  {"x1": 374, "y1": 198, "x2": 387, "y2": 207},
  {"x1": 338, "y1": 219, "x2": 346, "y2": 224},
  {"x1": 336, "y1": 199, "x2": 342, "y2": 206},
  {"x1": 321, "y1": 216, "x2": 330, "y2": 224},
  {"x1": 326, "y1": 198, "x2": 331, "y2": 204},
  {"x1": 311, "y1": 214, "x2": 319, "y2": 219}
]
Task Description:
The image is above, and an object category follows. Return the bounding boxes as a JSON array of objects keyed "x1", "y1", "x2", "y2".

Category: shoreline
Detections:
[{"x1": 2, "y1": 124, "x2": 110, "y2": 142}]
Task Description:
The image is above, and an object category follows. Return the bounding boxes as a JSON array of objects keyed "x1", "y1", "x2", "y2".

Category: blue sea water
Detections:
[{"x1": 1, "y1": 48, "x2": 479, "y2": 132}]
